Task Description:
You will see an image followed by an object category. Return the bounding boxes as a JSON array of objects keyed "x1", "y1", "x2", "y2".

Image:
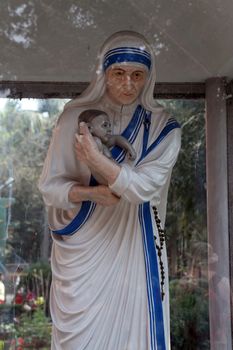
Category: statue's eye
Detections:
[
  {"x1": 132, "y1": 71, "x2": 144, "y2": 80},
  {"x1": 103, "y1": 122, "x2": 109, "y2": 128},
  {"x1": 113, "y1": 70, "x2": 124, "y2": 77}
]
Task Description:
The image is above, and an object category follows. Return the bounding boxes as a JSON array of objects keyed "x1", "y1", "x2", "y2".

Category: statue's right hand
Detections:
[
  {"x1": 90, "y1": 185, "x2": 120, "y2": 206},
  {"x1": 69, "y1": 184, "x2": 120, "y2": 206}
]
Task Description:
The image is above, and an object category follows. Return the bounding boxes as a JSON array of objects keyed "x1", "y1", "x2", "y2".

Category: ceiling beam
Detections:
[{"x1": 0, "y1": 81, "x2": 205, "y2": 99}]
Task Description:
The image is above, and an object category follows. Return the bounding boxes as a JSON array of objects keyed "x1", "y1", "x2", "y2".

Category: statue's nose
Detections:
[{"x1": 124, "y1": 76, "x2": 133, "y2": 88}]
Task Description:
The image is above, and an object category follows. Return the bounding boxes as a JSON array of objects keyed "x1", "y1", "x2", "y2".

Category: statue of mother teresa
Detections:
[{"x1": 39, "y1": 31, "x2": 181, "y2": 350}]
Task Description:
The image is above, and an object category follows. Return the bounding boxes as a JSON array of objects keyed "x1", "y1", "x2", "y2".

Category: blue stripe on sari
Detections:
[
  {"x1": 52, "y1": 201, "x2": 97, "y2": 236},
  {"x1": 51, "y1": 176, "x2": 97, "y2": 235},
  {"x1": 104, "y1": 47, "x2": 151, "y2": 59},
  {"x1": 103, "y1": 47, "x2": 152, "y2": 70},
  {"x1": 104, "y1": 53, "x2": 151, "y2": 71},
  {"x1": 144, "y1": 119, "x2": 180, "y2": 159},
  {"x1": 137, "y1": 115, "x2": 180, "y2": 349},
  {"x1": 139, "y1": 203, "x2": 166, "y2": 350},
  {"x1": 136, "y1": 118, "x2": 180, "y2": 165},
  {"x1": 111, "y1": 105, "x2": 145, "y2": 163}
]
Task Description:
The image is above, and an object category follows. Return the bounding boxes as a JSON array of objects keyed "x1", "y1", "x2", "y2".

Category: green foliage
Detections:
[
  {"x1": 161, "y1": 99, "x2": 207, "y2": 276},
  {"x1": 0, "y1": 99, "x2": 65, "y2": 262},
  {"x1": 162, "y1": 100, "x2": 209, "y2": 347},
  {"x1": 0, "y1": 262, "x2": 52, "y2": 347},
  {"x1": 37, "y1": 99, "x2": 68, "y2": 117},
  {"x1": 170, "y1": 278, "x2": 209, "y2": 350},
  {"x1": 20, "y1": 261, "x2": 52, "y2": 313},
  {"x1": 15, "y1": 307, "x2": 51, "y2": 346}
]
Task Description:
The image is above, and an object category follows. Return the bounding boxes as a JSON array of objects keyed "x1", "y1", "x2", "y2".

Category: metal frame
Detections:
[
  {"x1": 206, "y1": 78, "x2": 232, "y2": 350},
  {"x1": 0, "y1": 80, "x2": 205, "y2": 99},
  {"x1": 226, "y1": 80, "x2": 233, "y2": 343}
]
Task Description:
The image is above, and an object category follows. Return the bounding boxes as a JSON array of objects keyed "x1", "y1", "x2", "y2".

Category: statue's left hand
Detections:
[{"x1": 75, "y1": 122, "x2": 99, "y2": 164}]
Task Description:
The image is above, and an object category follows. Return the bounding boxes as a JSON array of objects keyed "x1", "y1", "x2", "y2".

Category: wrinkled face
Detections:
[
  {"x1": 105, "y1": 64, "x2": 148, "y2": 105},
  {"x1": 89, "y1": 114, "x2": 112, "y2": 141}
]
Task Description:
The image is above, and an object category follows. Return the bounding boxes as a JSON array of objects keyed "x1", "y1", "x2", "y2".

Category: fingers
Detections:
[
  {"x1": 75, "y1": 132, "x2": 89, "y2": 146},
  {"x1": 74, "y1": 134, "x2": 84, "y2": 159},
  {"x1": 75, "y1": 133, "x2": 83, "y2": 143},
  {"x1": 76, "y1": 123, "x2": 93, "y2": 144},
  {"x1": 74, "y1": 123, "x2": 99, "y2": 164},
  {"x1": 75, "y1": 142, "x2": 82, "y2": 152},
  {"x1": 79, "y1": 122, "x2": 90, "y2": 135}
]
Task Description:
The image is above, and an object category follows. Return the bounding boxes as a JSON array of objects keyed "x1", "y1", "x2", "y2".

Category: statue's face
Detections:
[
  {"x1": 90, "y1": 114, "x2": 112, "y2": 141},
  {"x1": 105, "y1": 64, "x2": 148, "y2": 105}
]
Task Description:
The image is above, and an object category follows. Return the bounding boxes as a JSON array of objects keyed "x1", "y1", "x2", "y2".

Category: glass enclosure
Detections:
[
  {"x1": 1, "y1": 0, "x2": 233, "y2": 348},
  {"x1": 0, "y1": 97, "x2": 208, "y2": 349}
]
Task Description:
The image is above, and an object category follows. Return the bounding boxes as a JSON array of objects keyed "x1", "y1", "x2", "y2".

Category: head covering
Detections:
[
  {"x1": 64, "y1": 31, "x2": 162, "y2": 112},
  {"x1": 103, "y1": 46, "x2": 152, "y2": 71}
]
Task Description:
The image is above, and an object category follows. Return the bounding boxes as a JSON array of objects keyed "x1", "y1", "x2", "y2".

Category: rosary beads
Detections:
[{"x1": 152, "y1": 206, "x2": 166, "y2": 300}]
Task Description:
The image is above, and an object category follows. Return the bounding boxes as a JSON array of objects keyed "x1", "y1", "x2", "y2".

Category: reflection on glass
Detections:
[
  {"x1": 0, "y1": 98, "x2": 209, "y2": 349},
  {"x1": 162, "y1": 100, "x2": 209, "y2": 349},
  {"x1": 0, "y1": 98, "x2": 68, "y2": 349}
]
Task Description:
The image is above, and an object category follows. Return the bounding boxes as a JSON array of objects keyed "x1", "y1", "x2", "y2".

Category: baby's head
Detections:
[{"x1": 78, "y1": 109, "x2": 112, "y2": 141}]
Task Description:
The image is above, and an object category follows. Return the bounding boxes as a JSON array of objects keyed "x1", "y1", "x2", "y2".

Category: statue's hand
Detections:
[
  {"x1": 75, "y1": 122, "x2": 99, "y2": 163},
  {"x1": 90, "y1": 185, "x2": 120, "y2": 206},
  {"x1": 69, "y1": 184, "x2": 120, "y2": 206}
]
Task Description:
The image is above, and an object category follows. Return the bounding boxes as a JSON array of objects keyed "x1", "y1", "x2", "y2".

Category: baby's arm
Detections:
[{"x1": 106, "y1": 135, "x2": 137, "y2": 160}]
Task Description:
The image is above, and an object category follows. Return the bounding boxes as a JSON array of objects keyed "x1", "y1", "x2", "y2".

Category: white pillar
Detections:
[{"x1": 206, "y1": 77, "x2": 232, "y2": 350}]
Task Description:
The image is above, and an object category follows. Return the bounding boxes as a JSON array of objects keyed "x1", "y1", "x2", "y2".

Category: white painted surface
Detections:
[
  {"x1": 206, "y1": 78, "x2": 232, "y2": 350},
  {"x1": 0, "y1": 0, "x2": 233, "y2": 82}
]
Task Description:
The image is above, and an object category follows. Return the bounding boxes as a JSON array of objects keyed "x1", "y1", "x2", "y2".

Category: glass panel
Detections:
[
  {"x1": 160, "y1": 99, "x2": 209, "y2": 349},
  {"x1": 0, "y1": 98, "x2": 68, "y2": 349},
  {"x1": 0, "y1": 98, "x2": 208, "y2": 349}
]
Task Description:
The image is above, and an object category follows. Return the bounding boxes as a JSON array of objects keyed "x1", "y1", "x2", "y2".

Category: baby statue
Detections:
[
  {"x1": 76, "y1": 109, "x2": 137, "y2": 184},
  {"x1": 77, "y1": 109, "x2": 136, "y2": 160}
]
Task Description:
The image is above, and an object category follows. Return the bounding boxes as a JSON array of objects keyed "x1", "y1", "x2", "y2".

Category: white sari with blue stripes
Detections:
[{"x1": 39, "y1": 97, "x2": 181, "y2": 350}]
